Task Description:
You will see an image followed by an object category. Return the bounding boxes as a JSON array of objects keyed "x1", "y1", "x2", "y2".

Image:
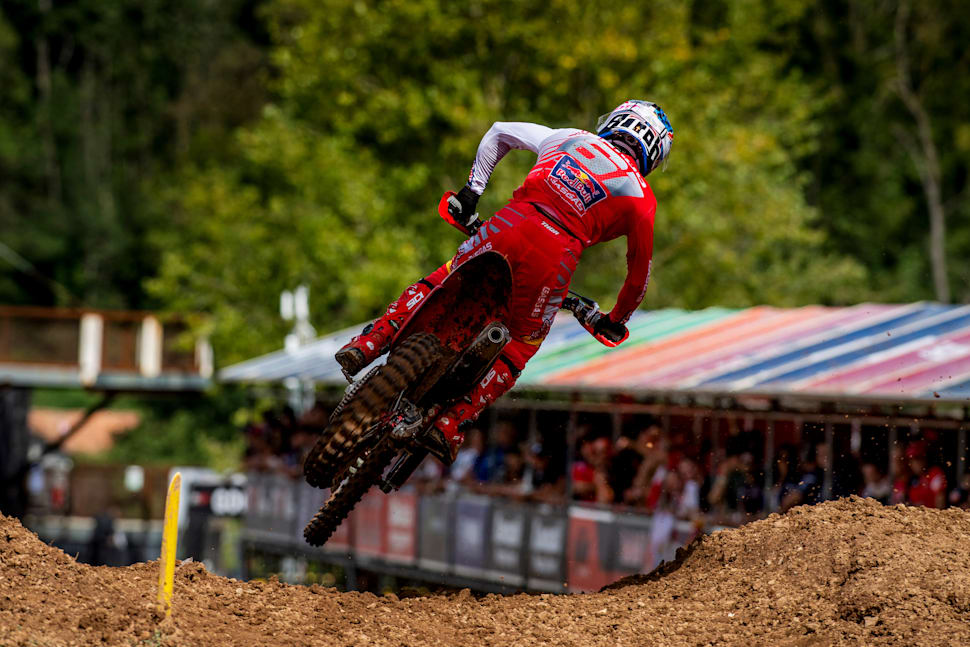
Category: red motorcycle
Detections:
[{"x1": 302, "y1": 193, "x2": 628, "y2": 546}]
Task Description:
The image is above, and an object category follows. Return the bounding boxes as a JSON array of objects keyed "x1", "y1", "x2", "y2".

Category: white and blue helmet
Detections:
[{"x1": 596, "y1": 100, "x2": 673, "y2": 177}]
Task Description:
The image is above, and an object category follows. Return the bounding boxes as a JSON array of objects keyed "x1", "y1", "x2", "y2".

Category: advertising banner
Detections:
[
  {"x1": 417, "y1": 494, "x2": 451, "y2": 572},
  {"x1": 527, "y1": 504, "x2": 567, "y2": 591},
  {"x1": 611, "y1": 511, "x2": 653, "y2": 579},
  {"x1": 244, "y1": 473, "x2": 711, "y2": 593},
  {"x1": 245, "y1": 473, "x2": 297, "y2": 544},
  {"x1": 328, "y1": 501, "x2": 353, "y2": 550},
  {"x1": 351, "y1": 489, "x2": 387, "y2": 558},
  {"x1": 295, "y1": 482, "x2": 321, "y2": 545},
  {"x1": 566, "y1": 506, "x2": 615, "y2": 592},
  {"x1": 453, "y1": 495, "x2": 490, "y2": 578},
  {"x1": 295, "y1": 482, "x2": 352, "y2": 552},
  {"x1": 384, "y1": 491, "x2": 418, "y2": 564},
  {"x1": 488, "y1": 501, "x2": 527, "y2": 585}
]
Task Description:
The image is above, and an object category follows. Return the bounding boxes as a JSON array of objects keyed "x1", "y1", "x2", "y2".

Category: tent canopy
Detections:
[{"x1": 219, "y1": 302, "x2": 970, "y2": 404}]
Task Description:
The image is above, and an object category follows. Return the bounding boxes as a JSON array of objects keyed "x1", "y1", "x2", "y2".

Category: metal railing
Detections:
[
  {"x1": 0, "y1": 305, "x2": 212, "y2": 389},
  {"x1": 240, "y1": 472, "x2": 708, "y2": 593}
]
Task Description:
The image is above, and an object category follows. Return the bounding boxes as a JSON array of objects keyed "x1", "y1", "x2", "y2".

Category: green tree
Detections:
[
  {"x1": 151, "y1": 0, "x2": 867, "y2": 364},
  {"x1": 0, "y1": 0, "x2": 267, "y2": 308},
  {"x1": 790, "y1": 0, "x2": 970, "y2": 303}
]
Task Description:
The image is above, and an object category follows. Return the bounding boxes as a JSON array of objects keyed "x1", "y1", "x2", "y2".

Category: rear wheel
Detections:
[{"x1": 303, "y1": 332, "x2": 443, "y2": 489}]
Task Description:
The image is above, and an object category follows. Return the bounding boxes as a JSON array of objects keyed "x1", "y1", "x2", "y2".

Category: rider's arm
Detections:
[
  {"x1": 467, "y1": 122, "x2": 555, "y2": 194},
  {"x1": 607, "y1": 204, "x2": 656, "y2": 325}
]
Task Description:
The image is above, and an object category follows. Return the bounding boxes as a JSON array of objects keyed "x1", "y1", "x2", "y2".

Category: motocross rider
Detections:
[{"x1": 336, "y1": 100, "x2": 674, "y2": 464}]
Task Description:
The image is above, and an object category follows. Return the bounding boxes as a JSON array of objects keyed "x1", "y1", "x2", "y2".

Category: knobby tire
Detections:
[
  {"x1": 303, "y1": 332, "x2": 442, "y2": 489},
  {"x1": 302, "y1": 332, "x2": 443, "y2": 546},
  {"x1": 303, "y1": 442, "x2": 396, "y2": 546}
]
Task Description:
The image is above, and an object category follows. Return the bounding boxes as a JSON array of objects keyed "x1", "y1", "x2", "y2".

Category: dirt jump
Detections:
[{"x1": 3, "y1": 497, "x2": 969, "y2": 646}]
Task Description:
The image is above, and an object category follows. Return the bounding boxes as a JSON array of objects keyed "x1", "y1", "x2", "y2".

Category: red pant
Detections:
[{"x1": 423, "y1": 201, "x2": 583, "y2": 371}]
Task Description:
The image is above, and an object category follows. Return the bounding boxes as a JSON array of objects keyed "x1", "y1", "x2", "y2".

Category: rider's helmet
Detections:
[{"x1": 596, "y1": 100, "x2": 673, "y2": 177}]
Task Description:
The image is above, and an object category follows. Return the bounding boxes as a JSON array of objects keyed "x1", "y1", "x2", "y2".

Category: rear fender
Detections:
[{"x1": 390, "y1": 251, "x2": 513, "y2": 355}]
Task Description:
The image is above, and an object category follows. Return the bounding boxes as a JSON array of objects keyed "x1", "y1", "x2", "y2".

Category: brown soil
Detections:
[{"x1": 3, "y1": 497, "x2": 969, "y2": 646}]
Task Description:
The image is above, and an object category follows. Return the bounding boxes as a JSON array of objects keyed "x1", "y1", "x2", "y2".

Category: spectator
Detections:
[
  {"x1": 779, "y1": 444, "x2": 824, "y2": 512},
  {"x1": 481, "y1": 450, "x2": 529, "y2": 498},
  {"x1": 609, "y1": 424, "x2": 663, "y2": 505},
  {"x1": 831, "y1": 449, "x2": 863, "y2": 499},
  {"x1": 525, "y1": 442, "x2": 566, "y2": 503},
  {"x1": 768, "y1": 444, "x2": 800, "y2": 511},
  {"x1": 447, "y1": 427, "x2": 484, "y2": 489},
  {"x1": 675, "y1": 458, "x2": 702, "y2": 518},
  {"x1": 475, "y1": 421, "x2": 518, "y2": 483},
  {"x1": 905, "y1": 443, "x2": 947, "y2": 508},
  {"x1": 948, "y1": 473, "x2": 970, "y2": 509},
  {"x1": 860, "y1": 462, "x2": 892, "y2": 503},
  {"x1": 890, "y1": 445, "x2": 911, "y2": 504},
  {"x1": 411, "y1": 454, "x2": 447, "y2": 493},
  {"x1": 571, "y1": 435, "x2": 613, "y2": 503},
  {"x1": 708, "y1": 452, "x2": 762, "y2": 519},
  {"x1": 623, "y1": 428, "x2": 668, "y2": 507},
  {"x1": 244, "y1": 423, "x2": 284, "y2": 473},
  {"x1": 653, "y1": 459, "x2": 702, "y2": 520}
]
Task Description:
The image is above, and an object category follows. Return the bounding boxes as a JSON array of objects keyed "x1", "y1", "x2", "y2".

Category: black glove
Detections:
[
  {"x1": 593, "y1": 312, "x2": 628, "y2": 343},
  {"x1": 447, "y1": 185, "x2": 480, "y2": 227}
]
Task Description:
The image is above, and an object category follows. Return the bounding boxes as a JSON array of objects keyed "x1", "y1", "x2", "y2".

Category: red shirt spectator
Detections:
[
  {"x1": 571, "y1": 437, "x2": 613, "y2": 503},
  {"x1": 905, "y1": 443, "x2": 947, "y2": 508},
  {"x1": 908, "y1": 466, "x2": 947, "y2": 508}
]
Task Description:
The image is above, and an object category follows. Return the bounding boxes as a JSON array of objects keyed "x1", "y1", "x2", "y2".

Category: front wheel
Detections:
[{"x1": 303, "y1": 440, "x2": 396, "y2": 546}]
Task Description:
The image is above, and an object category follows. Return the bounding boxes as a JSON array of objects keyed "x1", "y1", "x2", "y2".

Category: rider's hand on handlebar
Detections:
[
  {"x1": 447, "y1": 186, "x2": 480, "y2": 228},
  {"x1": 562, "y1": 295, "x2": 629, "y2": 347},
  {"x1": 593, "y1": 312, "x2": 629, "y2": 344}
]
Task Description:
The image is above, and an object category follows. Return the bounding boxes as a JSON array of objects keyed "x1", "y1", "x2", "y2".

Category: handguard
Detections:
[
  {"x1": 438, "y1": 191, "x2": 482, "y2": 236},
  {"x1": 562, "y1": 295, "x2": 630, "y2": 348}
]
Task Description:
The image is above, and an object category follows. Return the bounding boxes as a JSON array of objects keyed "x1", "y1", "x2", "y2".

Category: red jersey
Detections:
[
  {"x1": 908, "y1": 466, "x2": 947, "y2": 508},
  {"x1": 467, "y1": 122, "x2": 657, "y2": 324}
]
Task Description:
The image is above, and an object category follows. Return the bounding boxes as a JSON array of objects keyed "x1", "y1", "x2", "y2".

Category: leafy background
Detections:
[{"x1": 2, "y1": 0, "x2": 967, "y2": 462}]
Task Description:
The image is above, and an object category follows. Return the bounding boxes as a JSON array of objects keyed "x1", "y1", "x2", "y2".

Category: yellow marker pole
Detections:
[{"x1": 157, "y1": 471, "x2": 181, "y2": 618}]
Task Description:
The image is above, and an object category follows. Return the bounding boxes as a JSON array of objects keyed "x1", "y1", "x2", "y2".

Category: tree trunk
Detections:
[
  {"x1": 35, "y1": 0, "x2": 60, "y2": 204},
  {"x1": 894, "y1": 0, "x2": 949, "y2": 303}
]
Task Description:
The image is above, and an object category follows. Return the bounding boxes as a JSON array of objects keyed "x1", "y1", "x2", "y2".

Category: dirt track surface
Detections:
[{"x1": 3, "y1": 497, "x2": 970, "y2": 646}]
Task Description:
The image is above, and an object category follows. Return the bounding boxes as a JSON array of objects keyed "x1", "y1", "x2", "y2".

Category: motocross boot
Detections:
[
  {"x1": 425, "y1": 357, "x2": 518, "y2": 464},
  {"x1": 335, "y1": 280, "x2": 434, "y2": 379}
]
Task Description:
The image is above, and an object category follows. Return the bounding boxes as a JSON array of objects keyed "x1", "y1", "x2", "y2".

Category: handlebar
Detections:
[
  {"x1": 438, "y1": 191, "x2": 483, "y2": 237},
  {"x1": 561, "y1": 293, "x2": 629, "y2": 348}
]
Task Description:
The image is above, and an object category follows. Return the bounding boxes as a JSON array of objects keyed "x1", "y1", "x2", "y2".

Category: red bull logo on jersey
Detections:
[{"x1": 545, "y1": 154, "x2": 606, "y2": 214}]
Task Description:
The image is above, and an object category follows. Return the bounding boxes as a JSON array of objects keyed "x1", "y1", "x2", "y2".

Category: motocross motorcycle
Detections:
[{"x1": 301, "y1": 193, "x2": 629, "y2": 546}]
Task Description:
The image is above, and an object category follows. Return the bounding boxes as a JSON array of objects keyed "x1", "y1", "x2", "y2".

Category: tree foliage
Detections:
[
  {"x1": 149, "y1": 0, "x2": 874, "y2": 363},
  {"x1": 1, "y1": 0, "x2": 966, "y2": 368}
]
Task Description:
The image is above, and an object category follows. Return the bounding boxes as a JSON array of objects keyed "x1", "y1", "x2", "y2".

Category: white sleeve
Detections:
[{"x1": 466, "y1": 122, "x2": 554, "y2": 195}]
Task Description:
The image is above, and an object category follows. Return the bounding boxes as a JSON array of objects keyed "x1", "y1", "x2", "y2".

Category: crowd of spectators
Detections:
[{"x1": 242, "y1": 403, "x2": 970, "y2": 525}]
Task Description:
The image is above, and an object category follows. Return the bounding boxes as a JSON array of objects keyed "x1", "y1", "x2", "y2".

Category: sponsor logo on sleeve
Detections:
[{"x1": 544, "y1": 154, "x2": 607, "y2": 214}]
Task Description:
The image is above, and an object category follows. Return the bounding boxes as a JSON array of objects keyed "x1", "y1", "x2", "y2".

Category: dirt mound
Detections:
[{"x1": 3, "y1": 497, "x2": 970, "y2": 646}]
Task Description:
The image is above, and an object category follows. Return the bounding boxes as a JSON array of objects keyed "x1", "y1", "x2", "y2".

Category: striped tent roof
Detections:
[{"x1": 220, "y1": 302, "x2": 970, "y2": 404}]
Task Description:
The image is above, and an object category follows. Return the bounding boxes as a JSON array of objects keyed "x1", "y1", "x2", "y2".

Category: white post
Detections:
[
  {"x1": 78, "y1": 313, "x2": 103, "y2": 386},
  {"x1": 195, "y1": 337, "x2": 214, "y2": 379},
  {"x1": 139, "y1": 316, "x2": 162, "y2": 377}
]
